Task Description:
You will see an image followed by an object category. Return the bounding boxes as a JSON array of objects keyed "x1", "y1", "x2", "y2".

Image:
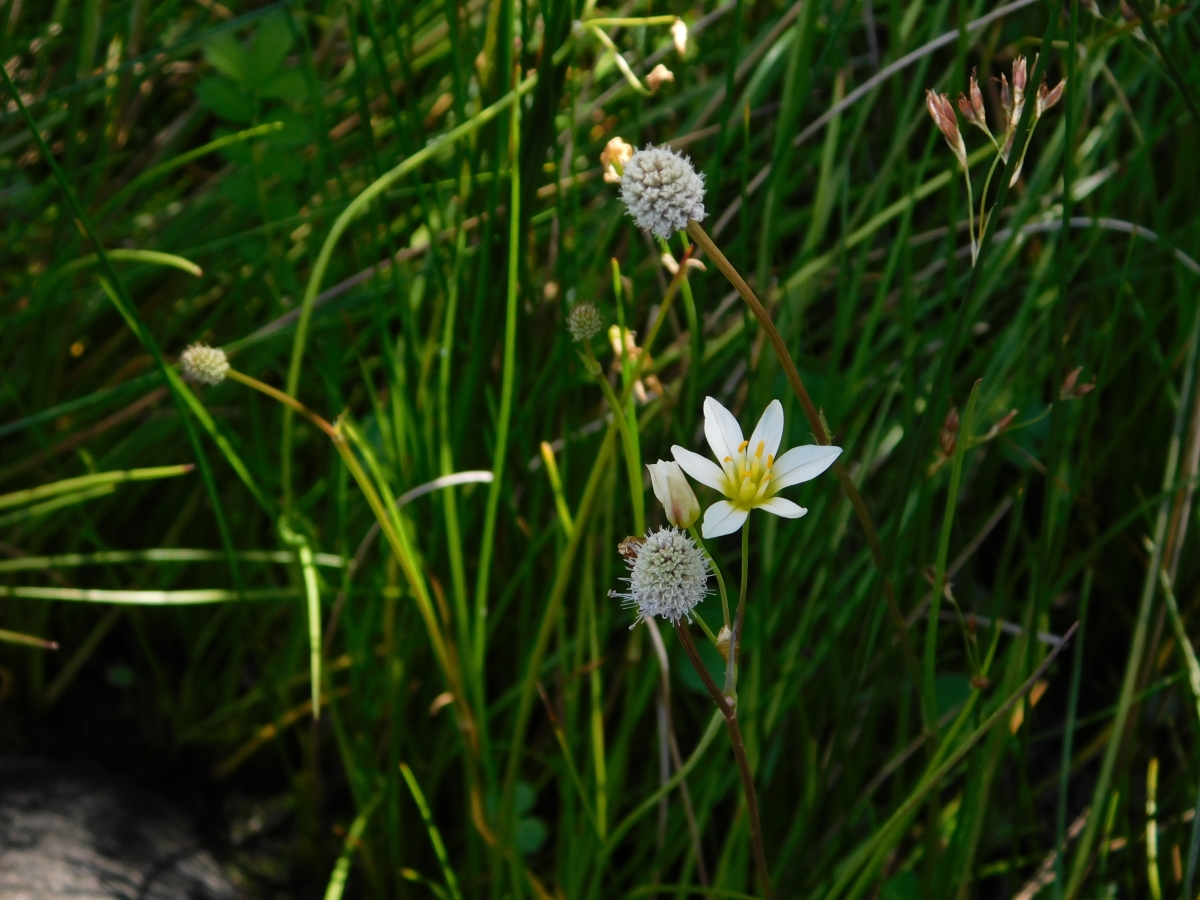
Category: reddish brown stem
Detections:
[{"x1": 674, "y1": 620, "x2": 773, "y2": 900}]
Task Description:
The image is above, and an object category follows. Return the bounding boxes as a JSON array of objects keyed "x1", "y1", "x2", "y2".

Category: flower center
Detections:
[{"x1": 721, "y1": 439, "x2": 776, "y2": 510}]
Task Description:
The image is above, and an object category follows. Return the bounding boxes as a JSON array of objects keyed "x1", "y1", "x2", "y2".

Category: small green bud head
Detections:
[{"x1": 566, "y1": 302, "x2": 604, "y2": 343}]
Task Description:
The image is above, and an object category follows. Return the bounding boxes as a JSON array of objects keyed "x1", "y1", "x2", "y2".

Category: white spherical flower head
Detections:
[
  {"x1": 671, "y1": 396, "x2": 843, "y2": 539},
  {"x1": 619, "y1": 145, "x2": 706, "y2": 239},
  {"x1": 566, "y1": 301, "x2": 604, "y2": 342},
  {"x1": 610, "y1": 527, "x2": 710, "y2": 626},
  {"x1": 180, "y1": 343, "x2": 229, "y2": 385}
]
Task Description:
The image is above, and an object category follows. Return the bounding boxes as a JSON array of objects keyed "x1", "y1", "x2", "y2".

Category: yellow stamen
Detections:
[
  {"x1": 724, "y1": 456, "x2": 732, "y2": 463},
  {"x1": 767, "y1": 454, "x2": 774, "y2": 468},
  {"x1": 755, "y1": 441, "x2": 765, "y2": 458},
  {"x1": 737, "y1": 440, "x2": 749, "y2": 453}
]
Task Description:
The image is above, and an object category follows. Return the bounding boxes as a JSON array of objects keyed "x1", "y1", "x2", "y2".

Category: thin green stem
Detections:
[
  {"x1": 473, "y1": 68, "x2": 523, "y2": 684},
  {"x1": 963, "y1": 167, "x2": 976, "y2": 265},
  {"x1": 977, "y1": 149, "x2": 1004, "y2": 249},
  {"x1": 925, "y1": 383, "x2": 981, "y2": 732},
  {"x1": 584, "y1": 341, "x2": 645, "y2": 533},
  {"x1": 725, "y1": 515, "x2": 751, "y2": 699},
  {"x1": 688, "y1": 524, "x2": 730, "y2": 631}
]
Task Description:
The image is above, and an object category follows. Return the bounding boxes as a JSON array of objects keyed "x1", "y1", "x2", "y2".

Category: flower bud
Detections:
[
  {"x1": 647, "y1": 460, "x2": 700, "y2": 528},
  {"x1": 566, "y1": 301, "x2": 604, "y2": 342},
  {"x1": 671, "y1": 18, "x2": 688, "y2": 56}
]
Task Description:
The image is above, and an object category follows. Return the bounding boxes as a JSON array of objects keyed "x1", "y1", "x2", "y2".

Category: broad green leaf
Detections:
[
  {"x1": 259, "y1": 68, "x2": 306, "y2": 103},
  {"x1": 248, "y1": 12, "x2": 293, "y2": 83},
  {"x1": 203, "y1": 32, "x2": 248, "y2": 83},
  {"x1": 195, "y1": 77, "x2": 253, "y2": 123}
]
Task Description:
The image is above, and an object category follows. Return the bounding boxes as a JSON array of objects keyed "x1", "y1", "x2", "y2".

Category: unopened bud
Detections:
[
  {"x1": 566, "y1": 301, "x2": 604, "y2": 342},
  {"x1": 647, "y1": 460, "x2": 700, "y2": 529},
  {"x1": 671, "y1": 18, "x2": 688, "y2": 56}
]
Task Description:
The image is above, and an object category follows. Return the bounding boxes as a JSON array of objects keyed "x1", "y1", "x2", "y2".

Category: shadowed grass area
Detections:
[{"x1": 1, "y1": 0, "x2": 1199, "y2": 898}]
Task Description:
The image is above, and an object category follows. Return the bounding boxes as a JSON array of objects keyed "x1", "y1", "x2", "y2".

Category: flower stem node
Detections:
[
  {"x1": 566, "y1": 301, "x2": 604, "y2": 342},
  {"x1": 619, "y1": 145, "x2": 706, "y2": 239},
  {"x1": 610, "y1": 527, "x2": 710, "y2": 626},
  {"x1": 715, "y1": 624, "x2": 733, "y2": 661},
  {"x1": 672, "y1": 397, "x2": 842, "y2": 539},
  {"x1": 647, "y1": 460, "x2": 700, "y2": 528},
  {"x1": 180, "y1": 343, "x2": 229, "y2": 385}
]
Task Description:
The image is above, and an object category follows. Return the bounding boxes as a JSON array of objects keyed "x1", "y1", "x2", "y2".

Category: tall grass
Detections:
[{"x1": 2, "y1": 0, "x2": 1199, "y2": 898}]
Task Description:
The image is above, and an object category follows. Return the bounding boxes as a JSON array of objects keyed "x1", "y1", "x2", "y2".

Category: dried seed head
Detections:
[
  {"x1": 566, "y1": 301, "x2": 604, "y2": 342},
  {"x1": 1035, "y1": 76, "x2": 1066, "y2": 119},
  {"x1": 1012, "y1": 54, "x2": 1029, "y2": 109},
  {"x1": 601, "y1": 136, "x2": 634, "y2": 183},
  {"x1": 180, "y1": 343, "x2": 229, "y2": 385},
  {"x1": 646, "y1": 63, "x2": 675, "y2": 93},
  {"x1": 925, "y1": 90, "x2": 968, "y2": 171},
  {"x1": 619, "y1": 145, "x2": 706, "y2": 238},
  {"x1": 609, "y1": 527, "x2": 710, "y2": 626},
  {"x1": 958, "y1": 69, "x2": 991, "y2": 137}
]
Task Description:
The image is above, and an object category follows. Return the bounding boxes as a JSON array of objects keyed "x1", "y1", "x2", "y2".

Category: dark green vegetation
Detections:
[{"x1": 2, "y1": 0, "x2": 1199, "y2": 897}]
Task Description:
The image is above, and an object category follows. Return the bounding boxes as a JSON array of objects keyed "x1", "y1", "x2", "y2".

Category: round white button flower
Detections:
[
  {"x1": 180, "y1": 343, "x2": 229, "y2": 385},
  {"x1": 610, "y1": 527, "x2": 710, "y2": 626},
  {"x1": 619, "y1": 145, "x2": 706, "y2": 238},
  {"x1": 672, "y1": 396, "x2": 843, "y2": 539}
]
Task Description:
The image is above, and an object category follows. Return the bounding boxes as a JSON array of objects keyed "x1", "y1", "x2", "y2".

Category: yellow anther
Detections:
[
  {"x1": 755, "y1": 441, "x2": 765, "y2": 458},
  {"x1": 724, "y1": 456, "x2": 732, "y2": 463},
  {"x1": 737, "y1": 440, "x2": 749, "y2": 453}
]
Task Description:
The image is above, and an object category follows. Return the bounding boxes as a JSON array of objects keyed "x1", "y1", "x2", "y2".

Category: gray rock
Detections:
[{"x1": 0, "y1": 759, "x2": 236, "y2": 900}]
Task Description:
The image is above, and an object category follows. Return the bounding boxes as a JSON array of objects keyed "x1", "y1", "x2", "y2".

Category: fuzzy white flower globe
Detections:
[
  {"x1": 619, "y1": 145, "x2": 706, "y2": 238},
  {"x1": 180, "y1": 344, "x2": 229, "y2": 385},
  {"x1": 610, "y1": 527, "x2": 710, "y2": 625}
]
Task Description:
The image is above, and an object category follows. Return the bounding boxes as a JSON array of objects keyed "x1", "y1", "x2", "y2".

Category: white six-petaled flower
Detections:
[{"x1": 672, "y1": 396, "x2": 842, "y2": 538}]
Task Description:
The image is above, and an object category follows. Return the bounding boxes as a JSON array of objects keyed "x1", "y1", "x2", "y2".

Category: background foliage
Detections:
[{"x1": 2, "y1": 0, "x2": 1199, "y2": 898}]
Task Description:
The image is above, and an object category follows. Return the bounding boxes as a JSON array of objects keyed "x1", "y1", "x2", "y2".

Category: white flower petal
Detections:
[
  {"x1": 758, "y1": 496, "x2": 807, "y2": 519},
  {"x1": 703, "y1": 395, "x2": 743, "y2": 464},
  {"x1": 700, "y1": 501, "x2": 748, "y2": 539},
  {"x1": 672, "y1": 445, "x2": 728, "y2": 494},
  {"x1": 747, "y1": 399, "x2": 785, "y2": 461},
  {"x1": 771, "y1": 444, "x2": 842, "y2": 490}
]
